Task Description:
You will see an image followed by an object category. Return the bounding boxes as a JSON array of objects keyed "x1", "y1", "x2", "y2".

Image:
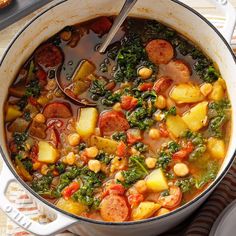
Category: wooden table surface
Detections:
[{"x1": 0, "y1": 0, "x2": 236, "y2": 235}]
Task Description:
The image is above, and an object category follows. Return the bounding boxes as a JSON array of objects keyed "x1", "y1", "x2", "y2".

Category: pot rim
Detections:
[{"x1": 1, "y1": 0, "x2": 236, "y2": 226}]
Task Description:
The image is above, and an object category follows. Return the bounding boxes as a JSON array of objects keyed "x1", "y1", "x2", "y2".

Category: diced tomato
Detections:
[
  {"x1": 121, "y1": 95, "x2": 138, "y2": 111},
  {"x1": 90, "y1": 16, "x2": 112, "y2": 35},
  {"x1": 116, "y1": 141, "x2": 127, "y2": 157},
  {"x1": 30, "y1": 144, "x2": 39, "y2": 161},
  {"x1": 62, "y1": 182, "x2": 80, "y2": 200},
  {"x1": 159, "y1": 123, "x2": 169, "y2": 137},
  {"x1": 36, "y1": 69, "x2": 47, "y2": 82},
  {"x1": 28, "y1": 96, "x2": 38, "y2": 106},
  {"x1": 127, "y1": 129, "x2": 142, "y2": 144},
  {"x1": 128, "y1": 194, "x2": 144, "y2": 208},
  {"x1": 138, "y1": 82, "x2": 153, "y2": 92},
  {"x1": 104, "y1": 184, "x2": 126, "y2": 197},
  {"x1": 173, "y1": 142, "x2": 194, "y2": 161}
]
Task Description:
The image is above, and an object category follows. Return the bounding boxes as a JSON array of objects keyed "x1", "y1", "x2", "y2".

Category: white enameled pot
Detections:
[{"x1": 0, "y1": 0, "x2": 236, "y2": 235}]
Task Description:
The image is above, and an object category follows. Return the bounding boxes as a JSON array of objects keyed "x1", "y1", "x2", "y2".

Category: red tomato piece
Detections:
[
  {"x1": 173, "y1": 142, "x2": 194, "y2": 161},
  {"x1": 158, "y1": 186, "x2": 182, "y2": 209},
  {"x1": 159, "y1": 123, "x2": 169, "y2": 138},
  {"x1": 30, "y1": 144, "x2": 39, "y2": 161},
  {"x1": 104, "y1": 184, "x2": 126, "y2": 197},
  {"x1": 28, "y1": 96, "x2": 38, "y2": 106},
  {"x1": 121, "y1": 95, "x2": 138, "y2": 111},
  {"x1": 128, "y1": 194, "x2": 144, "y2": 208},
  {"x1": 62, "y1": 182, "x2": 80, "y2": 200},
  {"x1": 36, "y1": 69, "x2": 47, "y2": 82},
  {"x1": 127, "y1": 132, "x2": 141, "y2": 145},
  {"x1": 90, "y1": 16, "x2": 112, "y2": 35},
  {"x1": 100, "y1": 195, "x2": 129, "y2": 222},
  {"x1": 116, "y1": 141, "x2": 127, "y2": 157},
  {"x1": 138, "y1": 82, "x2": 153, "y2": 92},
  {"x1": 153, "y1": 76, "x2": 173, "y2": 94},
  {"x1": 99, "y1": 110, "x2": 130, "y2": 136},
  {"x1": 43, "y1": 102, "x2": 72, "y2": 118}
]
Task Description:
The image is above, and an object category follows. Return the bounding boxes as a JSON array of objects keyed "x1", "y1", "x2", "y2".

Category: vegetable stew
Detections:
[{"x1": 4, "y1": 16, "x2": 231, "y2": 222}]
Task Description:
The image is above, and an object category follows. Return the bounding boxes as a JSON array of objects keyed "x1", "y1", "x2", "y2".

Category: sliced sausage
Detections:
[
  {"x1": 153, "y1": 76, "x2": 173, "y2": 94},
  {"x1": 100, "y1": 195, "x2": 129, "y2": 222},
  {"x1": 159, "y1": 59, "x2": 191, "y2": 83},
  {"x1": 146, "y1": 39, "x2": 174, "y2": 65},
  {"x1": 43, "y1": 102, "x2": 72, "y2": 118},
  {"x1": 35, "y1": 43, "x2": 63, "y2": 68},
  {"x1": 99, "y1": 110, "x2": 130, "y2": 136},
  {"x1": 158, "y1": 186, "x2": 182, "y2": 209}
]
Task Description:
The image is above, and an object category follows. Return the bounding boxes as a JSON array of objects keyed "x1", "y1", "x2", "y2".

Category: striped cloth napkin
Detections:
[{"x1": 5, "y1": 17, "x2": 236, "y2": 236}]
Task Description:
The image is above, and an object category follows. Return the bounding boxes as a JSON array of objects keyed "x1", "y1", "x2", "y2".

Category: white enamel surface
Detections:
[{"x1": 0, "y1": 0, "x2": 236, "y2": 235}]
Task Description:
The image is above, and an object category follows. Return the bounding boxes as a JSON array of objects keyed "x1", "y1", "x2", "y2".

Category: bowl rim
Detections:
[{"x1": 0, "y1": 0, "x2": 236, "y2": 227}]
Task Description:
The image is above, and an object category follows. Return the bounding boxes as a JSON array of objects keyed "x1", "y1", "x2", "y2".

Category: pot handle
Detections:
[
  {"x1": 0, "y1": 162, "x2": 77, "y2": 236},
  {"x1": 209, "y1": 0, "x2": 236, "y2": 43}
]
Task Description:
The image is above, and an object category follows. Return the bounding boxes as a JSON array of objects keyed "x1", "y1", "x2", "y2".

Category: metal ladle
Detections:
[{"x1": 56, "y1": 0, "x2": 138, "y2": 106}]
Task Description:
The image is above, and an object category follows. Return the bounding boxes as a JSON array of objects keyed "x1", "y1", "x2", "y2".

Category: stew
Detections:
[{"x1": 4, "y1": 16, "x2": 231, "y2": 222}]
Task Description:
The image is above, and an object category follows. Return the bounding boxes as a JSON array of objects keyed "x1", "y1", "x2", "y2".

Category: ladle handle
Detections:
[{"x1": 99, "y1": 0, "x2": 138, "y2": 53}]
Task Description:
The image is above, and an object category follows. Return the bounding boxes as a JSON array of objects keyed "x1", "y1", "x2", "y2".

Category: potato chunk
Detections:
[
  {"x1": 207, "y1": 137, "x2": 225, "y2": 159},
  {"x1": 182, "y1": 102, "x2": 208, "y2": 132},
  {"x1": 76, "y1": 108, "x2": 98, "y2": 138},
  {"x1": 170, "y1": 83, "x2": 204, "y2": 104},
  {"x1": 208, "y1": 81, "x2": 224, "y2": 101},
  {"x1": 5, "y1": 105, "x2": 22, "y2": 122},
  {"x1": 146, "y1": 168, "x2": 168, "y2": 192},
  {"x1": 56, "y1": 198, "x2": 87, "y2": 215},
  {"x1": 131, "y1": 201, "x2": 161, "y2": 220},
  {"x1": 38, "y1": 141, "x2": 59, "y2": 164},
  {"x1": 166, "y1": 115, "x2": 188, "y2": 138},
  {"x1": 90, "y1": 136, "x2": 118, "y2": 154}
]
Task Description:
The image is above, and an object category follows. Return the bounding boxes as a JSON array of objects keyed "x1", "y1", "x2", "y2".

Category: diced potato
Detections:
[
  {"x1": 38, "y1": 141, "x2": 59, "y2": 164},
  {"x1": 207, "y1": 137, "x2": 226, "y2": 159},
  {"x1": 72, "y1": 80, "x2": 90, "y2": 95},
  {"x1": 166, "y1": 115, "x2": 188, "y2": 138},
  {"x1": 73, "y1": 60, "x2": 96, "y2": 82},
  {"x1": 208, "y1": 81, "x2": 224, "y2": 101},
  {"x1": 131, "y1": 201, "x2": 161, "y2": 220},
  {"x1": 90, "y1": 136, "x2": 118, "y2": 154},
  {"x1": 182, "y1": 101, "x2": 208, "y2": 132},
  {"x1": 76, "y1": 108, "x2": 98, "y2": 138},
  {"x1": 170, "y1": 83, "x2": 204, "y2": 104},
  {"x1": 56, "y1": 198, "x2": 88, "y2": 215},
  {"x1": 5, "y1": 105, "x2": 22, "y2": 122},
  {"x1": 146, "y1": 169, "x2": 168, "y2": 192}
]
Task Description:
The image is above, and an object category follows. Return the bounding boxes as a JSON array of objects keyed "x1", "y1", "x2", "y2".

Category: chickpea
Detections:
[
  {"x1": 68, "y1": 133, "x2": 80, "y2": 146},
  {"x1": 173, "y1": 163, "x2": 189, "y2": 177},
  {"x1": 149, "y1": 128, "x2": 160, "y2": 140},
  {"x1": 138, "y1": 67, "x2": 153, "y2": 79},
  {"x1": 115, "y1": 171, "x2": 125, "y2": 182},
  {"x1": 33, "y1": 161, "x2": 42, "y2": 171},
  {"x1": 34, "y1": 113, "x2": 46, "y2": 123},
  {"x1": 65, "y1": 152, "x2": 76, "y2": 165},
  {"x1": 45, "y1": 79, "x2": 57, "y2": 91},
  {"x1": 166, "y1": 97, "x2": 175, "y2": 109},
  {"x1": 145, "y1": 157, "x2": 157, "y2": 169},
  {"x1": 156, "y1": 208, "x2": 170, "y2": 217},
  {"x1": 135, "y1": 180, "x2": 147, "y2": 193},
  {"x1": 85, "y1": 146, "x2": 99, "y2": 158},
  {"x1": 200, "y1": 83, "x2": 213, "y2": 96},
  {"x1": 155, "y1": 95, "x2": 167, "y2": 109},
  {"x1": 154, "y1": 111, "x2": 165, "y2": 122},
  {"x1": 113, "y1": 102, "x2": 122, "y2": 112},
  {"x1": 60, "y1": 30, "x2": 72, "y2": 41},
  {"x1": 88, "y1": 160, "x2": 101, "y2": 173}
]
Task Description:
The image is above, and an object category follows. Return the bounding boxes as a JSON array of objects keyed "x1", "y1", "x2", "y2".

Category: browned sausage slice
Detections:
[
  {"x1": 153, "y1": 76, "x2": 173, "y2": 94},
  {"x1": 146, "y1": 39, "x2": 174, "y2": 65},
  {"x1": 43, "y1": 102, "x2": 72, "y2": 118},
  {"x1": 35, "y1": 43, "x2": 63, "y2": 68},
  {"x1": 100, "y1": 195, "x2": 129, "y2": 222},
  {"x1": 99, "y1": 110, "x2": 130, "y2": 136},
  {"x1": 159, "y1": 59, "x2": 191, "y2": 83}
]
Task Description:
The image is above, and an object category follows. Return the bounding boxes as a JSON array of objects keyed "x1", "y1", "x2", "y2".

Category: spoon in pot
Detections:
[{"x1": 56, "y1": 0, "x2": 138, "y2": 106}]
